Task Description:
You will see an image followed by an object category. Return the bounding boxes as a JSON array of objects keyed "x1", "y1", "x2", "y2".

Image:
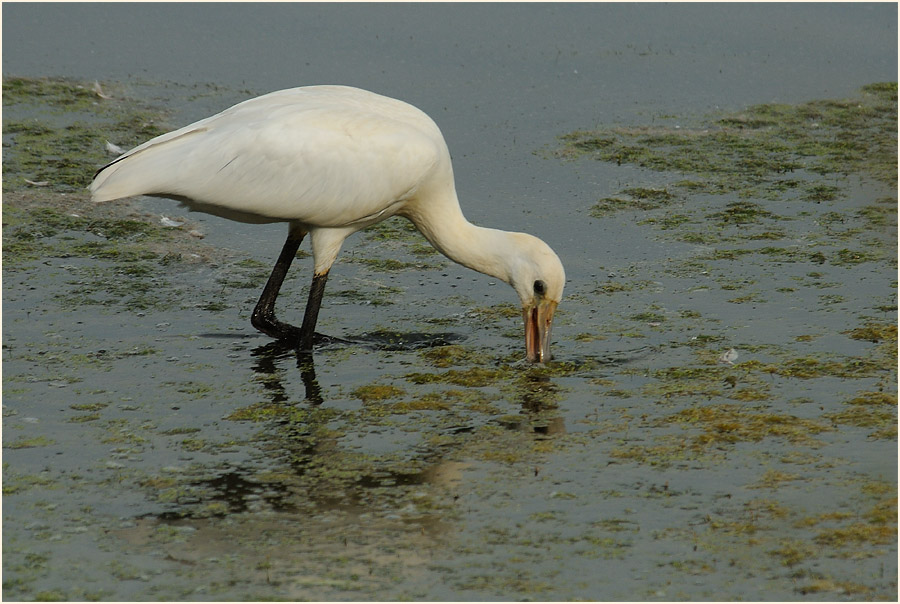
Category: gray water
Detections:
[
  {"x1": 3, "y1": 3, "x2": 897, "y2": 601},
  {"x1": 4, "y1": 2, "x2": 896, "y2": 254}
]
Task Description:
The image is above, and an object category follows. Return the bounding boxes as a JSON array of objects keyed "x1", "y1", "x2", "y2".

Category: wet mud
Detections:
[{"x1": 2, "y1": 78, "x2": 896, "y2": 600}]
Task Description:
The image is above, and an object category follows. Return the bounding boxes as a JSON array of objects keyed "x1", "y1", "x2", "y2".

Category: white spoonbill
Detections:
[{"x1": 91, "y1": 86, "x2": 565, "y2": 362}]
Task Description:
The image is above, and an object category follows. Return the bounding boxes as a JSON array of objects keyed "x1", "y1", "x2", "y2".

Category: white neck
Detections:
[{"x1": 404, "y1": 190, "x2": 518, "y2": 287}]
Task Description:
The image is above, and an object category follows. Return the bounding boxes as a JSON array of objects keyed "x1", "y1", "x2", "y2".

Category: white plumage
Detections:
[{"x1": 91, "y1": 85, "x2": 565, "y2": 362}]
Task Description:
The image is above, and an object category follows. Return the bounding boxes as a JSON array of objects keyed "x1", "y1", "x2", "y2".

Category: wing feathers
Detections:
[
  {"x1": 91, "y1": 128, "x2": 210, "y2": 201},
  {"x1": 90, "y1": 87, "x2": 444, "y2": 227}
]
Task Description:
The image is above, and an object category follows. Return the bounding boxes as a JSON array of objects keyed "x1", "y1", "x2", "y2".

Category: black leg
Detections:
[
  {"x1": 251, "y1": 228, "x2": 305, "y2": 343},
  {"x1": 298, "y1": 271, "x2": 329, "y2": 350},
  {"x1": 296, "y1": 351, "x2": 324, "y2": 405}
]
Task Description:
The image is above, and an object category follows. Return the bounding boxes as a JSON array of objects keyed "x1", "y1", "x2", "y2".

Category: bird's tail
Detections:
[
  {"x1": 90, "y1": 128, "x2": 203, "y2": 202},
  {"x1": 91, "y1": 156, "x2": 139, "y2": 202}
]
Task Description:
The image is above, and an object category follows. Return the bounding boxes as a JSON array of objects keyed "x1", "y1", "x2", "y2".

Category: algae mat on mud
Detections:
[{"x1": 2, "y1": 78, "x2": 897, "y2": 600}]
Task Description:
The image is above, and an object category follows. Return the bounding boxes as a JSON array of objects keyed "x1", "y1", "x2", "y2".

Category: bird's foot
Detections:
[
  {"x1": 251, "y1": 314, "x2": 309, "y2": 348},
  {"x1": 251, "y1": 314, "x2": 346, "y2": 350},
  {"x1": 310, "y1": 332, "x2": 354, "y2": 347}
]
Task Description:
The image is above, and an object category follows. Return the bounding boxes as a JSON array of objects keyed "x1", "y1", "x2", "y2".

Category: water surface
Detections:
[{"x1": 2, "y1": 4, "x2": 897, "y2": 600}]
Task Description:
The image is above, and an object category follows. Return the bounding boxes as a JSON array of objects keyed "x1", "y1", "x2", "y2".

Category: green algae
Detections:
[
  {"x1": 3, "y1": 77, "x2": 101, "y2": 106},
  {"x1": 814, "y1": 523, "x2": 895, "y2": 547},
  {"x1": 419, "y1": 345, "x2": 493, "y2": 368},
  {"x1": 351, "y1": 384, "x2": 405, "y2": 403},
  {"x1": 387, "y1": 397, "x2": 453, "y2": 413},
  {"x1": 669, "y1": 404, "x2": 831, "y2": 446},
  {"x1": 591, "y1": 186, "x2": 675, "y2": 216},
  {"x1": 560, "y1": 83, "x2": 898, "y2": 213},
  {"x1": 769, "y1": 539, "x2": 817, "y2": 568},
  {"x1": 3, "y1": 76, "x2": 896, "y2": 602},
  {"x1": 239, "y1": 377, "x2": 301, "y2": 415},
  {"x1": 844, "y1": 391, "x2": 898, "y2": 407},
  {"x1": 824, "y1": 402, "x2": 897, "y2": 433},
  {"x1": 707, "y1": 201, "x2": 776, "y2": 225},
  {"x1": 757, "y1": 356, "x2": 885, "y2": 380},
  {"x1": 3, "y1": 189, "x2": 221, "y2": 316},
  {"x1": 3, "y1": 77, "x2": 168, "y2": 191},
  {"x1": 405, "y1": 366, "x2": 511, "y2": 387},
  {"x1": 833, "y1": 248, "x2": 884, "y2": 266},
  {"x1": 2, "y1": 203, "x2": 178, "y2": 269},
  {"x1": 362, "y1": 216, "x2": 422, "y2": 242},
  {"x1": 3, "y1": 436, "x2": 56, "y2": 449},
  {"x1": 467, "y1": 302, "x2": 521, "y2": 321}
]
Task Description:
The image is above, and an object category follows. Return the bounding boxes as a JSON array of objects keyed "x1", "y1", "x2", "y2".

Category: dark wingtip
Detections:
[{"x1": 92, "y1": 156, "x2": 123, "y2": 181}]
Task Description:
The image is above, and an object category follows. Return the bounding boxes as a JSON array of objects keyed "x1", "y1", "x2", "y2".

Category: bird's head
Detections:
[{"x1": 507, "y1": 234, "x2": 565, "y2": 363}]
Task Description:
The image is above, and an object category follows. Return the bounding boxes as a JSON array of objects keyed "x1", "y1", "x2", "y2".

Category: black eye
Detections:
[{"x1": 533, "y1": 280, "x2": 547, "y2": 296}]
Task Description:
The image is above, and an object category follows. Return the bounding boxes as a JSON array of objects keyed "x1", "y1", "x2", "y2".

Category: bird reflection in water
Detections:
[
  {"x1": 247, "y1": 335, "x2": 568, "y2": 443},
  {"x1": 250, "y1": 341, "x2": 323, "y2": 406},
  {"x1": 248, "y1": 330, "x2": 464, "y2": 407}
]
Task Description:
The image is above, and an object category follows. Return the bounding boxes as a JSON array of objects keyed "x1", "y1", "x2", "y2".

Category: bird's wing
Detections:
[{"x1": 91, "y1": 95, "x2": 442, "y2": 227}]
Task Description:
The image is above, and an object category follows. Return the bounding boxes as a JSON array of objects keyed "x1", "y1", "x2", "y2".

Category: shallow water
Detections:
[{"x1": 3, "y1": 4, "x2": 898, "y2": 601}]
